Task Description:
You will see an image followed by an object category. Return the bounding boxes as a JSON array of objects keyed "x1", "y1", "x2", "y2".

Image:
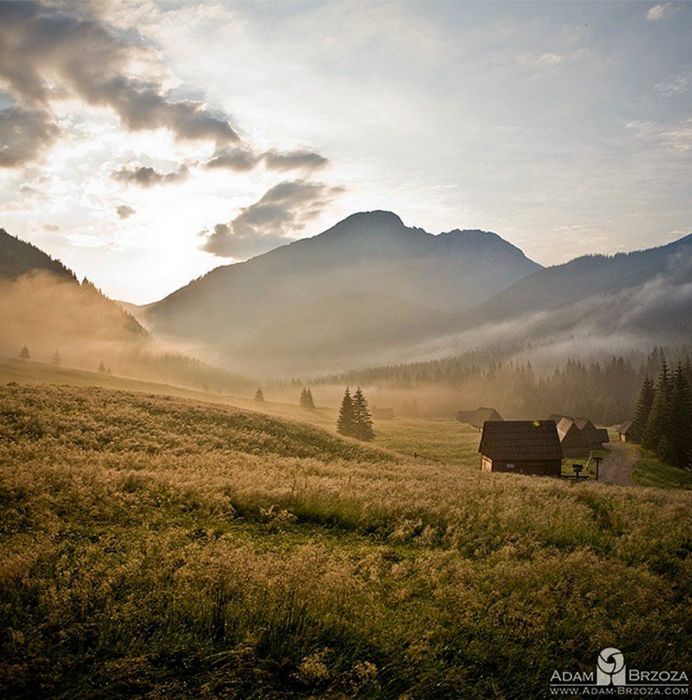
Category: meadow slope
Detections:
[{"x1": 0, "y1": 383, "x2": 690, "y2": 699}]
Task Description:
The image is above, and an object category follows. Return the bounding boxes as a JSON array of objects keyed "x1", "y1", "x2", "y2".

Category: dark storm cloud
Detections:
[
  {"x1": 116, "y1": 204, "x2": 135, "y2": 219},
  {"x1": 112, "y1": 165, "x2": 189, "y2": 187},
  {"x1": 0, "y1": 0, "x2": 238, "y2": 166},
  {"x1": 263, "y1": 149, "x2": 329, "y2": 172},
  {"x1": 200, "y1": 180, "x2": 344, "y2": 258},
  {"x1": 0, "y1": 104, "x2": 59, "y2": 166}
]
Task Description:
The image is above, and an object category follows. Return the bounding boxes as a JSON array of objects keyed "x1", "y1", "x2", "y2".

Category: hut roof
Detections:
[
  {"x1": 557, "y1": 417, "x2": 575, "y2": 434},
  {"x1": 479, "y1": 420, "x2": 563, "y2": 461},
  {"x1": 457, "y1": 406, "x2": 503, "y2": 428},
  {"x1": 574, "y1": 417, "x2": 596, "y2": 432},
  {"x1": 618, "y1": 420, "x2": 633, "y2": 434}
]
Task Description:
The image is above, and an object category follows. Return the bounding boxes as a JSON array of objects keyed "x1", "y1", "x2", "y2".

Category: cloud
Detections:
[
  {"x1": 116, "y1": 204, "x2": 135, "y2": 219},
  {"x1": 646, "y1": 3, "x2": 674, "y2": 20},
  {"x1": 200, "y1": 180, "x2": 344, "y2": 258},
  {"x1": 206, "y1": 146, "x2": 259, "y2": 171},
  {"x1": 263, "y1": 149, "x2": 329, "y2": 172},
  {"x1": 655, "y1": 69, "x2": 692, "y2": 96},
  {"x1": 112, "y1": 165, "x2": 189, "y2": 187},
  {"x1": 0, "y1": 104, "x2": 59, "y2": 166},
  {"x1": 0, "y1": 0, "x2": 238, "y2": 166},
  {"x1": 42, "y1": 223, "x2": 61, "y2": 232}
]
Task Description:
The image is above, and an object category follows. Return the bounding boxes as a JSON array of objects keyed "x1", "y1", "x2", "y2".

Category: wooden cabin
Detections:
[
  {"x1": 457, "y1": 406, "x2": 503, "y2": 431},
  {"x1": 479, "y1": 420, "x2": 563, "y2": 476},
  {"x1": 372, "y1": 407, "x2": 394, "y2": 420},
  {"x1": 618, "y1": 420, "x2": 634, "y2": 442},
  {"x1": 556, "y1": 415, "x2": 608, "y2": 453},
  {"x1": 556, "y1": 417, "x2": 592, "y2": 455}
]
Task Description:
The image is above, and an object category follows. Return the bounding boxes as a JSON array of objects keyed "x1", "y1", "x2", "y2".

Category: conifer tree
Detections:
[
  {"x1": 631, "y1": 375, "x2": 654, "y2": 442},
  {"x1": 52, "y1": 350, "x2": 61, "y2": 366},
  {"x1": 300, "y1": 387, "x2": 315, "y2": 409},
  {"x1": 642, "y1": 361, "x2": 671, "y2": 452},
  {"x1": 337, "y1": 388, "x2": 355, "y2": 437},
  {"x1": 668, "y1": 364, "x2": 692, "y2": 469},
  {"x1": 352, "y1": 387, "x2": 375, "y2": 441},
  {"x1": 19, "y1": 346, "x2": 30, "y2": 360},
  {"x1": 254, "y1": 387, "x2": 264, "y2": 402},
  {"x1": 98, "y1": 361, "x2": 106, "y2": 374}
]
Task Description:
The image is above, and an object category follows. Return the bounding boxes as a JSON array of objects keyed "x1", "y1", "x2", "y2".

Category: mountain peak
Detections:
[{"x1": 324, "y1": 210, "x2": 406, "y2": 237}]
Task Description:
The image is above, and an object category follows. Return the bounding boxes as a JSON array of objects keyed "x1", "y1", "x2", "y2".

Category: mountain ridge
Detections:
[{"x1": 142, "y1": 210, "x2": 543, "y2": 374}]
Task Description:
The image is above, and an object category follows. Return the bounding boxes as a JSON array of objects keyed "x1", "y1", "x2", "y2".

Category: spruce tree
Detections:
[
  {"x1": 631, "y1": 375, "x2": 654, "y2": 442},
  {"x1": 52, "y1": 350, "x2": 61, "y2": 366},
  {"x1": 98, "y1": 361, "x2": 106, "y2": 374},
  {"x1": 299, "y1": 388, "x2": 314, "y2": 408},
  {"x1": 352, "y1": 387, "x2": 375, "y2": 441},
  {"x1": 19, "y1": 346, "x2": 30, "y2": 360},
  {"x1": 668, "y1": 364, "x2": 692, "y2": 469},
  {"x1": 254, "y1": 387, "x2": 264, "y2": 402},
  {"x1": 336, "y1": 388, "x2": 355, "y2": 437},
  {"x1": 642, "y1": 361, "x2": 671, "y2": 452}
]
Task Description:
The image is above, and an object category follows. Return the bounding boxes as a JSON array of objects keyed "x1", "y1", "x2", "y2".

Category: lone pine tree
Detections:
[
  {"x1": 337, "y1": 388, "x2": 355, "y2": 437},
  {"x1": 352, "y1": 387, "x2": 376, "y2": 441},
  {"x1": 19, "y1": 346, "x2": 30, "y2": 360},
  {"x1": 300, "y1": 388, "x2": 315, "y2": 409},
  {"x1": 254, "y1": 387, "x2": 264, "y2": 403}
]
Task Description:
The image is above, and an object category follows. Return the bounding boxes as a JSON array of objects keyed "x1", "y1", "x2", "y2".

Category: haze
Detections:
[{"x1": 1, "y1": 0, "x2": 691, "y2": 303}]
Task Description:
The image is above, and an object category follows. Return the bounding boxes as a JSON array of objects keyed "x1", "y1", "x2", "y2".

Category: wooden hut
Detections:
[
  {"x1": 618, "y1": 420, "x2": 634, "y2": 442},
  {"x1": 479, "y1": 420, "x2": 563, "y2": 476},
  {"x1": 573, "y1": 418, "x2": 608, "y2": 448},
  {"x1": 556, "y1": 417, "x2": 592, "y2": 455},
  {"x1": 457, "y1": 406, "x2": 503, "y2": 431}
]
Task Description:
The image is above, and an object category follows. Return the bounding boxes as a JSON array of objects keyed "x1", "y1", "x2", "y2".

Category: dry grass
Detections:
[{"x1": 1, "y1": 382, "x2": 690, "y2": 699}]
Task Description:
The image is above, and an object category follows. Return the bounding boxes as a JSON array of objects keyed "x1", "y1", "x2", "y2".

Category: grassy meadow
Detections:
[{"x1": 1, "y1": 376, "x2": 691, "y2": 699}]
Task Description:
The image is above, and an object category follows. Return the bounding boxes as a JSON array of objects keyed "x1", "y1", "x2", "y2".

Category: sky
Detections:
[{"x1": 0, "y1": 0, "x2": 690, "y2": 304}]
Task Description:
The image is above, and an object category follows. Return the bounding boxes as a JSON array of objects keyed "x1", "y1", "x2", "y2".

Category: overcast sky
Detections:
[{"x1": 1, "y1": 0, "x2": 690, "y2": 303}]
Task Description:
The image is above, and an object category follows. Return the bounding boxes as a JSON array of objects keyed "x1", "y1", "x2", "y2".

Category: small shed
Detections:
[
  {"x1": 457, "y1": 406, "x2": 503, "y2": 431},
  {"x1": 618, "y1": 420, "x2": 634, "y2": 442},
  {"x1": 372, "y1": 407, "x2": 394, "y2": 420},
  {"x1": 479, "y1": 420, "x2": 563, "y2": 476}
]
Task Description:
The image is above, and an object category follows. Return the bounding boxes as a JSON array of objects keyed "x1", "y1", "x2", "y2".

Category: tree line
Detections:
[
  {"x1": 630, "y1": 361, "x2": 692, "y2": 469},
  {"x1": 309, "y1": 347, "x2": 692, "y2": 424}
]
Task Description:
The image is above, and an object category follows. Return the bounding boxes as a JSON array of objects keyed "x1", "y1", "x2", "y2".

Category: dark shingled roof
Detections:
[
  {"x1": 479, "y1": 420, "x2": 563, "y2": 461},
  {"x1": 457, "y1": 407, "x2": 503, "y2": 428}
]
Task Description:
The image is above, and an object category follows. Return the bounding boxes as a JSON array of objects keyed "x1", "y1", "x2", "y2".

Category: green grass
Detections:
[
  {"x1": 1, "y1": 381, "x2": 691, "y2": 698},
  {"x1": 633, "y1": 450, "x2": 692, "y2": 489},
  {"x1": 373, "y1": 417, "x2": 481, "y2": 466}
]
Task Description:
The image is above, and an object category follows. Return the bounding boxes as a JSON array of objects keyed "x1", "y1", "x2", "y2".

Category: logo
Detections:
[
  {"x1": 550, "y1": 648, "x2": 689, "y2": 696},
  {"x1": 596, "y1": 647, "x2": 626, "y2": 686}
]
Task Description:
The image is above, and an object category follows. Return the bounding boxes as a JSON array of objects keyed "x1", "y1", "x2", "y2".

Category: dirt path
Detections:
[{"x1": 598, "y1": 441, "x2": 640, "y2": 486}]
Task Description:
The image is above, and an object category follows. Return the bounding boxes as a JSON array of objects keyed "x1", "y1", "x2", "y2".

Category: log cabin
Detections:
[{"x1": 479, "y1": 420, "x2": 563, "y2": 476}]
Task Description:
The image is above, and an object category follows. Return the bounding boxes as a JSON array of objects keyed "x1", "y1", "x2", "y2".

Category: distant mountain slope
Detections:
[
  {"x1": 470, "y1": 233, "x2": 692, "y2": 325},
  {"x1": 143, "y1": 211, "x2": 541, "y2": 374},
  {"x1": 0, "y1": 229, "x2": 251, "y2": 391},
  {"x1": 0, "y1": 228, "x2": 76, "y2": 280},
  {"x1": 405, "y1": 233, "x2": 692, "y2": 364}
]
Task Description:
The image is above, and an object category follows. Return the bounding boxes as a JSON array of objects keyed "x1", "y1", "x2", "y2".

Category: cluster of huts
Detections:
[
  {"x1": 456, "y1": 406, "x2": 609, "y2": 477},
  {"x1": 550, "y1": 414, "x2": 609, "y2": 456}
]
